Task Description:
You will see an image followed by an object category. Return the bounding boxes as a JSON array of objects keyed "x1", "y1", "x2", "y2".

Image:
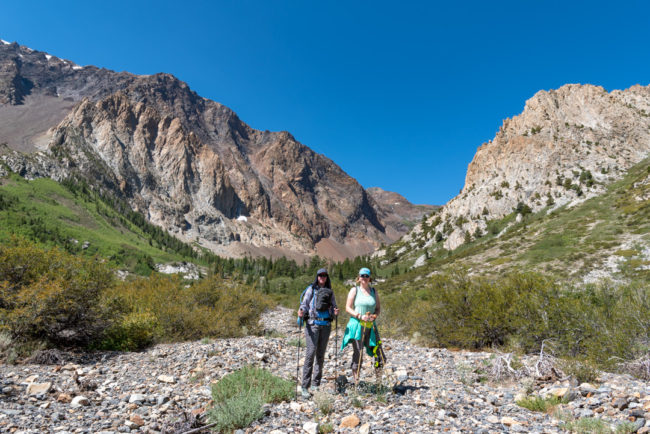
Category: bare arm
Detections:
[
  {"x1": 372, "y1": 290, "x2": 380, "y2": 320},
  {"x1": 345, "y1": 287, "x2": 358, "y2": 318}
]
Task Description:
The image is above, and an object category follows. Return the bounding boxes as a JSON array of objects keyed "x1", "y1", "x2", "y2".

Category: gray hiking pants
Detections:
[{"x1": 302, "y1": 322, "x2": 331, "y2": 389}]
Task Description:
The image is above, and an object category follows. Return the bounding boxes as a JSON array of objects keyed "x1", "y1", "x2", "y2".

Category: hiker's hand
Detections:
[
  {"x1": 334, "y1": 308, "x2": 339, "y2": 316},
  {"x1": 298, "y1": 309, "x2": 304, "y2": 317},
  {"x1": 369, "y1": 314, "x2": 377, "y2": 321}
]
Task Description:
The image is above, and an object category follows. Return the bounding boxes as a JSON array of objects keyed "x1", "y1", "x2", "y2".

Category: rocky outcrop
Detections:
[
  {"x1": 404, "y1": 84, "x2": 650, "y2": 251},
  {"x1": 0, "y1": 40, "x2": 424, "y2": 259},
  {"x1": 367, "y1": 187, "x2": 438, "y2": 236}
]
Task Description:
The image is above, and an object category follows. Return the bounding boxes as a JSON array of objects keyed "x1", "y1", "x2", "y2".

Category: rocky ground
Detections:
[{"x1": 1, "y1": 307, "x2": 649, "y2": 433}]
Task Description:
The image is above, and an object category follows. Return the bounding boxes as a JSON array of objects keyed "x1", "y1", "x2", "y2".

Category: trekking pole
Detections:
[
  {"x1": 334, "y1": 315, "x2": 338, "y2": 394},
  {"x1": 356, "y1": 323, "x2": 366, "y2": 386},
  {"x1": 296, "y1": 317, "x2": 302, "y2": 400}
]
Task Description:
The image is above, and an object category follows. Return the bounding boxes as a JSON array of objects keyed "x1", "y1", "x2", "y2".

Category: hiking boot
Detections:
[
  {"x1": 309, "y1": 385, "x2": 319, "y2": 393},
  {"x1": 300, "y1": 388, "x2": 311, "y2": 399}
]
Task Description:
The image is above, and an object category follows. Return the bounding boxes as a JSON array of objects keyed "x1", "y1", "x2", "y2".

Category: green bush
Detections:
[
  {"x1": 106, "y1": 274, "x2": 271, "y2": 343},
  {"x1": 382, "y1": 270, "x2": 650, "y2": 369},
  {"x1": 99, "y1": 311, "x2": 158, "y2": 351},
  {"x1": 0, "y1": 241, "x2": 117, "y2": 348},
  {"x1": 208, "y1": 366, "x2": 294, "y2": 431},
  {"x1": 208, "y1": 393, "x2": 264, "y2": 432},
  {"x1": 561, "y1": 359, "x2": 599, "y2": 384},
  {"x1": 516, "y1": 395, "x2": 563, "y2": 412}
]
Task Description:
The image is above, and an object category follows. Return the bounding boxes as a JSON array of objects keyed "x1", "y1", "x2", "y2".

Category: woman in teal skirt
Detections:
[{"x1": 340, "y1": 267, "x2": 386, "y2": 383}]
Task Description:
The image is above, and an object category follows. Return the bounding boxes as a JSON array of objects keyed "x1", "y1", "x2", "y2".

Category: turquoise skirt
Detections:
[{"x1": 340, "y1": 317, "x2": 378, "y2": 356}]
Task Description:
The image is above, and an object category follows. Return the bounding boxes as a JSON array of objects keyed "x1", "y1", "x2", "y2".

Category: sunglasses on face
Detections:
[
  {"x1": 318, "y1": 274, "x2": 328, "y2": 278},
  {"x1": 359, "y1": 274, "x2": 370, "y2": 278}
]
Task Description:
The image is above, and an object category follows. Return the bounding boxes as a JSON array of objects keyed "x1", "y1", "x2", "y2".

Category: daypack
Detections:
[{"x1": 297, "y1": 285, "x2": 333, "y2": 326}]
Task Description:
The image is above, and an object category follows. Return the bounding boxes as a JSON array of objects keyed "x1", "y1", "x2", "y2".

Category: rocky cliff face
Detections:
[
  {"x1": 401, "y1": 84, "x2": 650, "y2": 251},
  {"x1": 0, "y1": 40, "x2": 429, "y2": 259}
]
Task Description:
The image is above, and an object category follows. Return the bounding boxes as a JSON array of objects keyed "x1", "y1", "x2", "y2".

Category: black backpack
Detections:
[{"x1": 297, "y1": 285, "x2": 333, "y2": 326}]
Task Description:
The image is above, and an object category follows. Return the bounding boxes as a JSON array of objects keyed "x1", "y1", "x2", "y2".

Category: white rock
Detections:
[
  {"x1": 157, "y1": 375, "x2": 176, "y2": 384},
  {"x1": 26, "y1": 382, "x2": 51, "y2": 395},
  {"x1": 70, "y1": 396, "x2": 89, "y2": 408},
  {"x1": 303, "y1": 421, "x2": 318, "y2": 434}
]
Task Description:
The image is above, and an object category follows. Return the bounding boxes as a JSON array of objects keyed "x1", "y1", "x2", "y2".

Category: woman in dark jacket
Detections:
[{"x1": 297, "y1": 268, "x2": 339, "y2": 398}]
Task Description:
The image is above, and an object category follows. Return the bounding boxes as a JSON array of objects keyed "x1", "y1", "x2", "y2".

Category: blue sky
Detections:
[{"x1": 2, "y1": 1, "x2": 649, "y2": 205}]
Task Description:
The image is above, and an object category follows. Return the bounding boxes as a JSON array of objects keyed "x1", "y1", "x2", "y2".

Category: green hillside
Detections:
[
  {"x1": 0, "y1": 174, "x2": 204, "y2": 274},
  {"x1": 379, "y1": 157, "x2": 650, "y2": 289}
]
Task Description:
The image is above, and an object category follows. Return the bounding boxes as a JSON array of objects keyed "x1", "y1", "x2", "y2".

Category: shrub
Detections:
[
  {"x1": 208, "y1": 393, "x2": 264, "y2": 432},
  {"x1": 99, "y1": 311, "x2": 158, "y2": 351},
  {"x1": 516, "y1": 395, "x2": 563, "y2": 413},
  {"x1": 105, "y1": 274, "x2": 271, "y2": 344},
  {"x1": 208, "y1": 366, "x2": 294, "y2": 431},
  {"x1": 382, "y1": 271, "x2": 650, "y2": 369},
  {"x1": 561, "y1": 359, "x2": 599, "y2": 384},
  {"x1": 0, "y1": 241, "x2": 117, "y2": 348},
  {"x1": 313, "y1": 391, "x2": 334, "y2": 415}
]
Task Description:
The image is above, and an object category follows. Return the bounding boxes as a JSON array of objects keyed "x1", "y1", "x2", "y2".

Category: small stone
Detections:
[
  {"x1": 25, "y1": 375, "x2": 38, "y2": 383},
  {"x1": 191, "y1": 407, "x2": 205, "y2": 416},
  {"x1": 290, "y1": 402, "x2": 303, "y2": 412},
  {"x1": 255, "y1": 352, "x2": 267, "y2": 361},
  {"x1": 340, "y1": 414, "x2": 360, "y2": 428},
  {"x1": 359, "y1": 423, "x2": 371, "y2": 434},
  {"x1": 157, "y1": 375, "x2": 176, "y2": 384},
  {"x1": 303, "y1": 421, "x2": 318, "y2": 434},
  {"x1": 613, "y1": 398, "x2": 629, "y2": 410},
  {"x1": 57, "y1": 393, "x2": 72, "y2": 403},
  {"x1": 394, "y1": 369, "x2": 409, "y2": 381},
  {"x1": 129, "y1": 414, "x2": 145, "y2": 427},
  {"x1": 124, "y1": 420, "x2": 138, "y2": 429},
  {"x1": 578, "y1": 409, "x2": 594, "y2": 418},
  {"x1": 129, "y1": 394, "x2": 147, "y2": 404},
  {"x1": 486, "y1": 415, "x2": 499, "y2": 424},
  {"x1": 71, "y1": 396, "x2": 90, "y2": 408},
  {"x1": 26, "y1": 382, "x2": 52, "y2": 395},
  {"x1": 550, "y1": 387, "x2": 568, "y2": 398},
  {"x1": 501, "y1": 417, "x2": 518, "y2": 426},
  {"x1": 630, "y1": 408, "x2": 646, "y2": 418}
]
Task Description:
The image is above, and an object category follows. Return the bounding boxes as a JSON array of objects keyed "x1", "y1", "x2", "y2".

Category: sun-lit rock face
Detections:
[
  {"x1": 0, "y1": 41, "x2": 431, "y2": 259},
  {"x1": 405, "y1": 84, "x2": 650, "y2": 251}
]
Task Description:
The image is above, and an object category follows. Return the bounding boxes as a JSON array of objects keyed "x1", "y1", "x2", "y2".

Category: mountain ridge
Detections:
[{"x1": 0, "y1": 39, "x2": 432, "y2": 260}]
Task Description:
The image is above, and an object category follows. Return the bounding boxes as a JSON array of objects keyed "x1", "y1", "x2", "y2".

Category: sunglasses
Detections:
[
  {"x1": 359, "y1": 274, "x2": 370, "y2": 278},
  {"x1": 318, "y1": 274, "x2": 328, "y2": 278}
]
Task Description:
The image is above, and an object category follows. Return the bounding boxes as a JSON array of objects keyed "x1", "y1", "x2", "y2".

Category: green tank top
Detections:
[{"x1": 354, "y1": 286, "x2": 376, "y2": 315}]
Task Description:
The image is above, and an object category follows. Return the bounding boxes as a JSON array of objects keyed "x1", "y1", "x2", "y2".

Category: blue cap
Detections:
[{"x1": 358, "y1": 267, "x2": 371, "y2": 276}]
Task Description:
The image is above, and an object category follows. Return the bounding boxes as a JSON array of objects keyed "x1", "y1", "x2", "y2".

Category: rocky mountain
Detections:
[
  {"x1": 394, "y1": 83, "x2": 650, "y2": 254},
  {"x1": 366, "y1": 187, "x2": 438, "y2": 234},
  {"x1": 0, "y1": 39, "x2": 431, "y2": 260}
]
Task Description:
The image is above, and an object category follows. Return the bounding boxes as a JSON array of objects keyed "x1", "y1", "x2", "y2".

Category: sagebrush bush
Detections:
[
  {"x1": 0, "y1": 239, "x2": 274, "y2": 353},
  {"x1": 516, "y1": 395, "x2": 563, "y2": 413},
  {"x1": 382, "y1": 270, "x2": 650, "y2": 370},
  {"x1": 208, "y1": 366, "x2": 294, "y2": 431},
  {"x1": 99, "y1": 311, "x2": 158, "y2": 351},
  {"x1": 0, "y1": 241, "x2": 117, "y2": 348}
]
